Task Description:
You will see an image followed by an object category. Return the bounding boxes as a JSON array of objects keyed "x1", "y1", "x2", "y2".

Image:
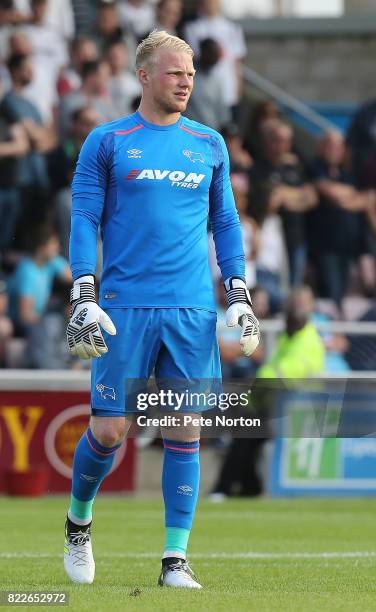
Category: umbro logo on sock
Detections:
[
  {"x1": 177, "y1": 484, "x2": 193, "y2": 496},
  {"x1": 80, "y1": 474, "x2": 98, "y2": 482}
]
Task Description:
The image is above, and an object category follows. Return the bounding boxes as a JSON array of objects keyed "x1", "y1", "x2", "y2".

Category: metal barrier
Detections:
[
  {"x1": 261, "y1": 318, "x2": 376, "y2": 362},
  {"x1": 242, "y1": 64, "x2": 338, "y2": 133}
]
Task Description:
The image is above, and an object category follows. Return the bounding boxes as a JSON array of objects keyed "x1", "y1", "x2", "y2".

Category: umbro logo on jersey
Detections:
[
  {"x1": 125, "y1": 169, "x2": 205, "y2": 189},
  {"x1": 127, "y1": 149, "x2": 142, "y2": 158},
  {"x1": 183, "y1": 149, "x2": 205, "y2": 163}
]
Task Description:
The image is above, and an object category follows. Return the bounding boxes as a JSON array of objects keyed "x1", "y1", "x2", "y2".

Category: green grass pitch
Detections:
[{"x1": 1, "y1": 496, "x2": 376, "y2": 611}]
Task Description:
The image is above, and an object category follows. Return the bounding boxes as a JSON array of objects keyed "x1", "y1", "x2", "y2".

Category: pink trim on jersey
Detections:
[
  {"x1": 85, "y1": 431, "x2": 116, "y2": 456},
  {"x1": 114, "y1": 124, "x2": 144, "y2": 135},
  {"x1": 163, "y1": 444, "x2": 199, "y2": 453},
  {"x1": 180, "y1": 125, "x2": 210, "y2": 138}
]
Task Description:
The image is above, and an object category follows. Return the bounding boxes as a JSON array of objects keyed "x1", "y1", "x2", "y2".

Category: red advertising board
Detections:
[{"x1": 0, "y1": 390, "x2": 135, "y2": 493}]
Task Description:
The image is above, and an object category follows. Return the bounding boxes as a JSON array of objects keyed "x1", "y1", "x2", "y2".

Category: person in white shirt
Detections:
[
  {"x1": 17, "y1": 0, "x2": 69, "y2": 122},
  {"x1": 118, "y1": 0, "x2": 155, "y2": 40},
  {"x1": 106, "y1": 40, "x2": 141, "y2": 117},
  {"x1": 14, "y1": 0, "x2": 75, "y2": 41},
  {"x1": 183, "y1": 0, "x2": 246, "y2": 115},
  {"x1": 154, "y1": 0, "x2": 182, "y2": 36}
]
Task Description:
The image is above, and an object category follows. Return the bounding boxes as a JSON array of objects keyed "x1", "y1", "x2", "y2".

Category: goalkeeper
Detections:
[{"x1": 64, "y1": 30, "x2": 260, "y2": 589}]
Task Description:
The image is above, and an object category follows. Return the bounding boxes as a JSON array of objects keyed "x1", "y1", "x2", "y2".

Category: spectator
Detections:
[
  {"x1": 307, "y1": 130, "x2": 375, "y2": 306},
  {"x1": 345, "y1": 303, "x2": 376, "y2": 371},
  {"x1": 17, "y1": 0, "x2": 69, "y2": 122},
  {"x1": 245, "y1": 99, "x2": 280, "y2": 159},
  {"x1": 254, "y1": 208, "x2": 286, "y2": 313},
  {"x1": 57, "y1": 36, "x2": 98, "y2": 97},
  {"x1": 92, "y1": 0, "x2": 136, "y2": 60},
  {"x1": 292, "y1": 284, "x2": 350, "y2": 373},
  {"x1": 0, "y1": 96, "x2": 29, "y2": 253},
  {"x1": 231, "y1": 173, "x2": 257, "y2": 289},
  {"x1": 0, "y1": 0, "x2": 30, "y2": 61},
  {"x1": 71, "y1": 0, "x2": 96, "y2": 36},
  {"x1": 222, "y1": 122, "x2": 252, "y2": 175},
  {"x1": 185, "y1": 37, "x2": 229, "y2": 131},
  {"x1": 184, "y1": 0, "x2": 247, "y2": 118},
  {"x1": 155, "y1": 0, "x2": 182, "y2": 36},
  {"x1": 257, "y1": 286, "x2": 325, "y2": 379},
  {"x1": 106, "y1": 40, "x2": 141, "y2": 118},
  {"x1": 347, "y1": 97, "x2": 376, "y2": 189},
  {"x1": 249, "y1": 119, "x2": 317, "y2": 287},
  {"x1": 58, "y1": 59, "x2": 116, "y2": 138},
  {"x1": 13, "y1": 0, "x2": 75, "y2": 41},
  {"x1": 7, "y1": 225, "x2": 71, "y2": 336},
  {"x1": 0, "y1": 274, "x2": 14, "y2": 365},
  {"x1": 48, "y1": 104, "x2": 100, "y2": 257},
  {"x1": 0, "y1": 53, "x2": 55, "y2": 247},
  {"x1": 118, "y1": 0, "x2": 155, "y2": 41}
]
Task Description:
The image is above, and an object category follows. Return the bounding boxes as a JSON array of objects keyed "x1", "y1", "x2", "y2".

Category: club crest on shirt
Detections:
[
  {"x1": 127, "y1": 149, "x2": 142, "y2": 158},
  {"x1": 182, "y1": 149, "x2": 205, "y2": 163}
]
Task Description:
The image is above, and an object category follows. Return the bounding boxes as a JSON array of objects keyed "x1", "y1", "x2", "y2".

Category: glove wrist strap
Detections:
[
  {"x1": 70, "y1": 279, "x2": 96, "y2": 309},
  {"x1": 224, "y1": 276, "x2": 252, "y2": 308}
]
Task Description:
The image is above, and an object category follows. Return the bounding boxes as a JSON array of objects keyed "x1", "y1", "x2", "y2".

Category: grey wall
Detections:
[{"x1": 242, "y1": 17, "x2": 376, "y2": 103}]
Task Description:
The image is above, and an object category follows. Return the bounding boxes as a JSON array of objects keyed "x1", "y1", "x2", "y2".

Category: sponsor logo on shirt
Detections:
[{"x1": 125, "y1": 169, "x2": 205, "y2": 189}]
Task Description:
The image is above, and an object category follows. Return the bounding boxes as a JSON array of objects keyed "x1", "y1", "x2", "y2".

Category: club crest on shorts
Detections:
[
  {"x1": 96, "y1": 384, "x2": 116, "y2": 400},
  {"x1": 182, "y1": 150, "x2": 205, "y2": 163}
]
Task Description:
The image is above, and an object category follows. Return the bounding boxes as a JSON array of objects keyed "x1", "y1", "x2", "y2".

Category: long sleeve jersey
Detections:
[{"x1": 70, "y1": 111, "x2": 245, "y2": 310}]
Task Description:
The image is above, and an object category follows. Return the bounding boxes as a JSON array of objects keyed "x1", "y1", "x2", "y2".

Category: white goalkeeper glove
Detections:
[
  {"x1": 66, "y1": 275, "x2": 116, "y2": 359},
  {"x1": 224, "y1": 277, "x2": 260, "y2": 357}
]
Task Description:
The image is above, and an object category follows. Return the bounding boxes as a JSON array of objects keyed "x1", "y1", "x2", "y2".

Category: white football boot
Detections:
[
  {"x1": 158, "y1": 558, "x2": 202, "y2": 589},
  {"x1": 64, "y1": 518, "x2": 95, "y2": 584}
]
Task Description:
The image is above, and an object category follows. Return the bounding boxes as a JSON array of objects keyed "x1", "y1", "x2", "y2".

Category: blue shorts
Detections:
[{"x1": 91, "y1": 308, "x2": 221, "y2": 416}]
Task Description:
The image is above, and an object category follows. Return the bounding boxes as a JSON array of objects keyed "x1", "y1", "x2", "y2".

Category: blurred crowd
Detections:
[{"x1": 0, "y1": 0, "x2": 376, "y2": 372}]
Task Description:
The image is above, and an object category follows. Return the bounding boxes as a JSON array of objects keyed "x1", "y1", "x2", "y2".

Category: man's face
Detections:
[
  {"x1": 74, "y1": 108, "x2": 100, "y2": 140},
  {"x1": 202, "y1": 0, "x2": 220, "y2": 17},
  {"x1": 31, "y1": 0, "x2": 47, "y2": 21},
  {"x1": 18, "y1": 57, "x2": 33, "y2": 86},
  {"x1": 107, "y1": 43, "x2": 128, "y2": 72},
  {"x1": 157, "y1": 0, "x2": 182, "y2": 27},
  {"x1": 143, "y1": 48, "x2": 194, "y2": 115},
  {"x1": 264, "y1": 127, "x2": 292, "y2": 161}
]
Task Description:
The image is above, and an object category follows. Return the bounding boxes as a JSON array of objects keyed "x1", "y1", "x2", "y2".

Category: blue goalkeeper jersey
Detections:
[{"x1": 70, "y1": 111, "x2": 245, "y2": 310}]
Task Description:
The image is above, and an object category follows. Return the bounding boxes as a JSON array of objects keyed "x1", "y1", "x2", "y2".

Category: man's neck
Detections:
[
  {"x1": 12, "y1": 83, "x2": 23, "y2": 95},
  {"x1": 137, "y1": 101, "x2": 181, "y2": 126}
]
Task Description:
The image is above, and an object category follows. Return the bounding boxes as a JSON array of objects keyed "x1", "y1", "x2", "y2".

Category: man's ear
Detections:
[{"x1": 138, "y1": 68, "x2": 149, "y2": 86}]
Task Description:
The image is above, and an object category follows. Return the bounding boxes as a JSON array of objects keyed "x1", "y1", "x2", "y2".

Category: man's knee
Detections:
[
  {"x1": 161, "y1": 413, "x2": 201, "y2": 443},
  {"x1": 90, "y1": 416, "x2": 133, "y2": 447}
]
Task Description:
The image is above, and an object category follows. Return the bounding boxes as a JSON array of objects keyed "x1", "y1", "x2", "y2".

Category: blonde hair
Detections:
[{"x1": 135, "y1": 30, "x2": 194, "y2": 70}]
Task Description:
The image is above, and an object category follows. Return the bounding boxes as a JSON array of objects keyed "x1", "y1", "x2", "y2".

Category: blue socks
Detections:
[
  {"x1": 68, "y1": 428, "x2": 122, "y2": 524},
  {"x1": 162, "y1": 439, "x2": 200, "y2": 559}
]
